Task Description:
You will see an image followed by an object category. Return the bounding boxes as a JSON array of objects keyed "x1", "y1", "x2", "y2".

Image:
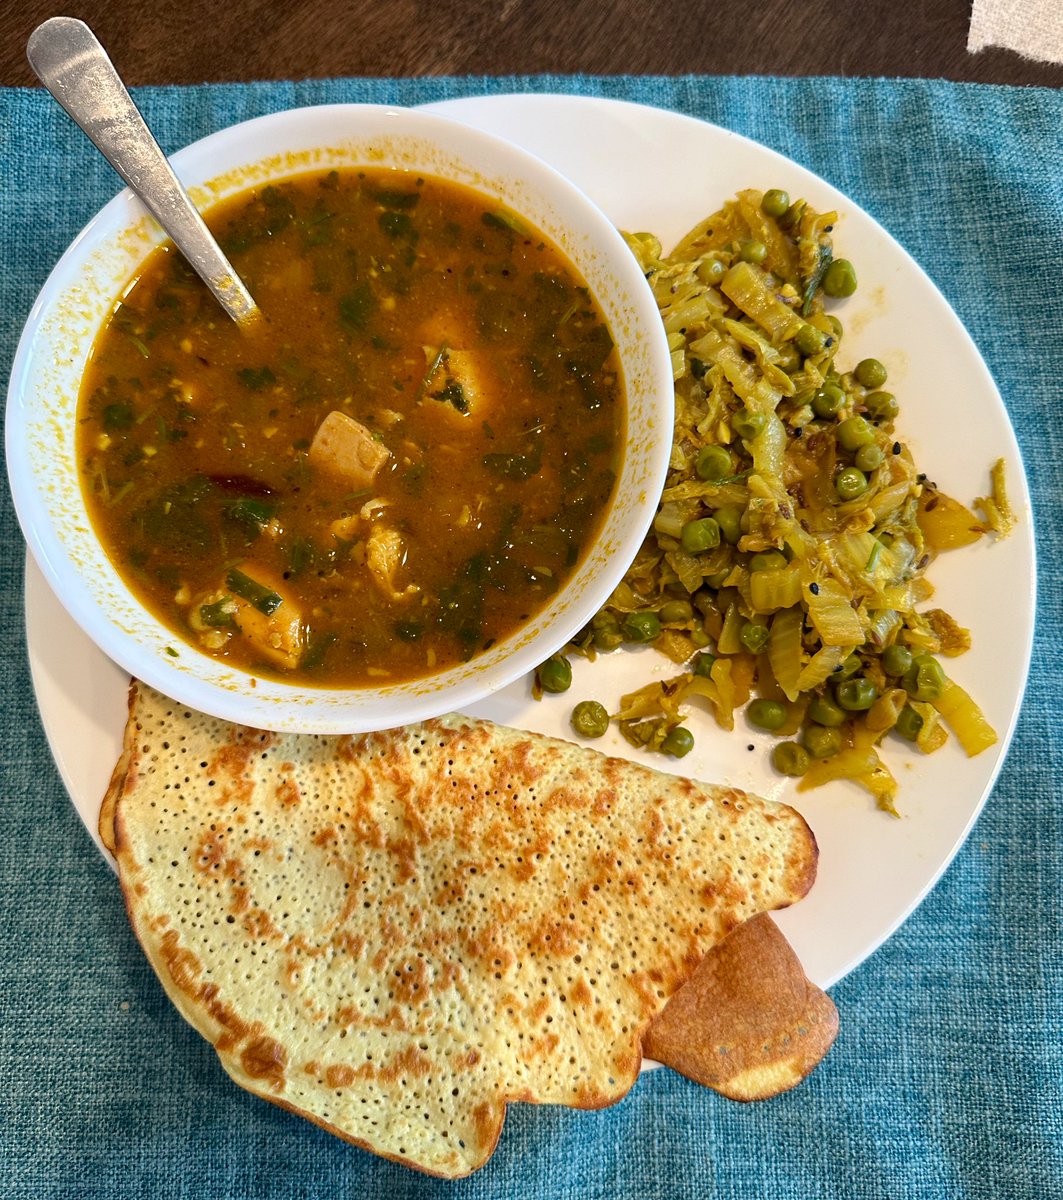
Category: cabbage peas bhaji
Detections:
[{"x1": 540, "y1": 188, "x2": 1013, "y2": 813}]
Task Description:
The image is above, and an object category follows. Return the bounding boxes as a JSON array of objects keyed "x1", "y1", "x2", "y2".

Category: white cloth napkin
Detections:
[{"x1": 969, "y1": 0, "x2": 1063, "y2": 64}]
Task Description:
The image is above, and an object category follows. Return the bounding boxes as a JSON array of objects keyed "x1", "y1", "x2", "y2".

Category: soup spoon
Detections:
[{"x1": 27, "y1": 16, "x2": 260, "y2": 326}]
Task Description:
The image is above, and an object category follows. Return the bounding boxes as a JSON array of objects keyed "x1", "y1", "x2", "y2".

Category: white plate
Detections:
[{"x1": 26, "y1": 95, "x2": 1035, "y2": 991}]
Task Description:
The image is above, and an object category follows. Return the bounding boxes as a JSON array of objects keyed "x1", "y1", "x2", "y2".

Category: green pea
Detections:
[
  {"x1": 733, "y1": 409, "x2": 765, "y2": 440},
  {"x1": 835, "y1": 676, "x2": 879, "y2": 711},
  {"x1": 854, "y1": 443, "x2": 885, "y2": 473},
  {"x1": 739, "y1": 622, "x2": 770, "y2": 654},
  {"x1": 661, "y1": 726, "x2": 695, "y2": 758},
  {"x1": 835, "y1": 467, "x2": 868, "y2": 500},
  {"x1": 904, "y1": 654, "x2": 946, "y2": 702},
  {"x1": 808, "y1": 694, "x2": 846, "y2": 727},
  {"x1": 772, "y1": 741, "x2": 811, "y2": 777},
  {"x1": 714, "y1": 505, "x2": 743, "y2": 544},
  {"x1": 894, "y1": 705, "x2": 924, "y2": 741},
  {"x1": 748, "y1": 698, "x2": 788, "y2": 731},
  {"x1": 803, "y1": 723, "x2": 842, "y2": 759},
  {"x1": 697, "y1": 256, "x2": 726, "y2": 285},
  {"x1": 571, "y1": 700, "x2": 610, "y2": 739},
  {"x1": 660, "y1": 599, "x2": 695, "y2": 624},
  {"x1": 692, "y1": 651, "x2": 717, "y2": 678},
  {"x1": 681, "y1": 517, "x2": 721, "y2": 554},
  {"x1": 812, "y1": 382, "x2": 845, "y2": 418},
  {"x1": 854, "y1": 358, "x2": 888, "y2": 389},
  {"x1": 795, "y1": 323, "x2": 827, "y2": 357},
  {"x1": 837, "y1": 415, "x2": 875, "y2": 451},
  {"x1": 823, "y1": 258, "x2": 857, "y2": 298},
  {"x1": 882, "y1": 643, "x2": 914, "y2": 677},
  {"x1": 750, "y1": 550, "x2": 788, "y2": 572},
  {"x1": 593, "y1": 625, "x2": 624, "y2": 652},
  {"x1": 695, "y1": 444, "x2": 733, "y2": 481},
  {"x1": 622, "y1": 611, "x2": 661, "y2": 643},
  {"x1": 761, "y1": 188, "x2": 790, "y2": 218},
  {"x1": 864, "y1": 390, "x2": 899, "y2": 422},
  {"x1": 537, "y1": 655, "x2": 572, "y2": 694},
  {"x1": 738, "y1": 238, "x2": 768, "y2": 264}
]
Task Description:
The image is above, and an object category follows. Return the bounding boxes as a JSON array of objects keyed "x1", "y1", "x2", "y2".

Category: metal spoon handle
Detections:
[{"x1": 27, "y1": 16, "x2": 258, "y2": 325}]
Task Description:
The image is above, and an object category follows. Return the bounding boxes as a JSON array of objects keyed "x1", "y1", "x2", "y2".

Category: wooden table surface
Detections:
[{"x1": 2, "y1": 0, "x2": 1062, "y2": 87}]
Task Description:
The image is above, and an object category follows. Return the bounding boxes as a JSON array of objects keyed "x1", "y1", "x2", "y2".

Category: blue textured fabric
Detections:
[{"x1": 1, "y1": 76, "x2": 1061, "y2": 1199}]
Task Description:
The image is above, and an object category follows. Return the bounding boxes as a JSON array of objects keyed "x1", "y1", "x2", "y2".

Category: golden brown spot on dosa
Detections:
[
  {"x1": 571, "y1": 978, "x2": 594, "y2": 1008},
  {"x1": 159, "y1": 929, "x2": 202, "y2": 994},
  {"x1": 241, "y1": 1035, "x2": 287, "y2": 1092},
  {"x1": 275, "y1": 775, "x2": 301, "y2": 808},
  {"x1": 325, "y1": 1064, "x2": 356, "y2": 1089}
]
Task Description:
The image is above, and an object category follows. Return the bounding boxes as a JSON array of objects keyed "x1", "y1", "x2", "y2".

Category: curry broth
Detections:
[{"x1": 77, "y1": 168, "x2": 625, "y2": 686}]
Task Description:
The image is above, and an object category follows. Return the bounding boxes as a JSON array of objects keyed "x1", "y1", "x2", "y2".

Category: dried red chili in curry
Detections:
[{"x1": 77, "y1": 167, "x2": 625, "y2": 685}]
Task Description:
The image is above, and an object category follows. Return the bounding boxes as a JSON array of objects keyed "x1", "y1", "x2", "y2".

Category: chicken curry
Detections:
[{"x1": 77, "y1": 167, "x2": 625, "y2": 686}]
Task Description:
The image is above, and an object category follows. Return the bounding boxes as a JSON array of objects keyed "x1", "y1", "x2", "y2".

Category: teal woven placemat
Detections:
[{"x1": 1, "y1": 76, "x2": 1061, "y2": 1200}]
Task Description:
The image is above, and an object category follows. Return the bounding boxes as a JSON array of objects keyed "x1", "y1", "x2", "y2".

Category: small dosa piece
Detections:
[
  {"x1": 105, "y1": 682, "x2": 818, "y2": 1177},
  {"x1": 644, "y1": 913, "x2": 838, "y2": 1100}
]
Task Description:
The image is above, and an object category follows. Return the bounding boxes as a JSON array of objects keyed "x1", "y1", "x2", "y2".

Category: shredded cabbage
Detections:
[{"x1": 555, "y1": 188, "x2": 1010, "y2": 811}]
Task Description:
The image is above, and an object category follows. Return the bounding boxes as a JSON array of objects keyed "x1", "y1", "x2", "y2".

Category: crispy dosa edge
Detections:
[
  {"x1": 643, "y1": 913, "x2": 838, "y2": 1100},
  {"x1": 102, "y1": 680, "x2": 822, "y2": 1176},
  {"x1": 98, "y1": 680, "x2": 140, "y2": 854}
]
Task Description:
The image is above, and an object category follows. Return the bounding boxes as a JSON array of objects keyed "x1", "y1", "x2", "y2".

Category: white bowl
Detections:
[{"x1": 6, "y1": 104, "x2": 673, "y2": 733}]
